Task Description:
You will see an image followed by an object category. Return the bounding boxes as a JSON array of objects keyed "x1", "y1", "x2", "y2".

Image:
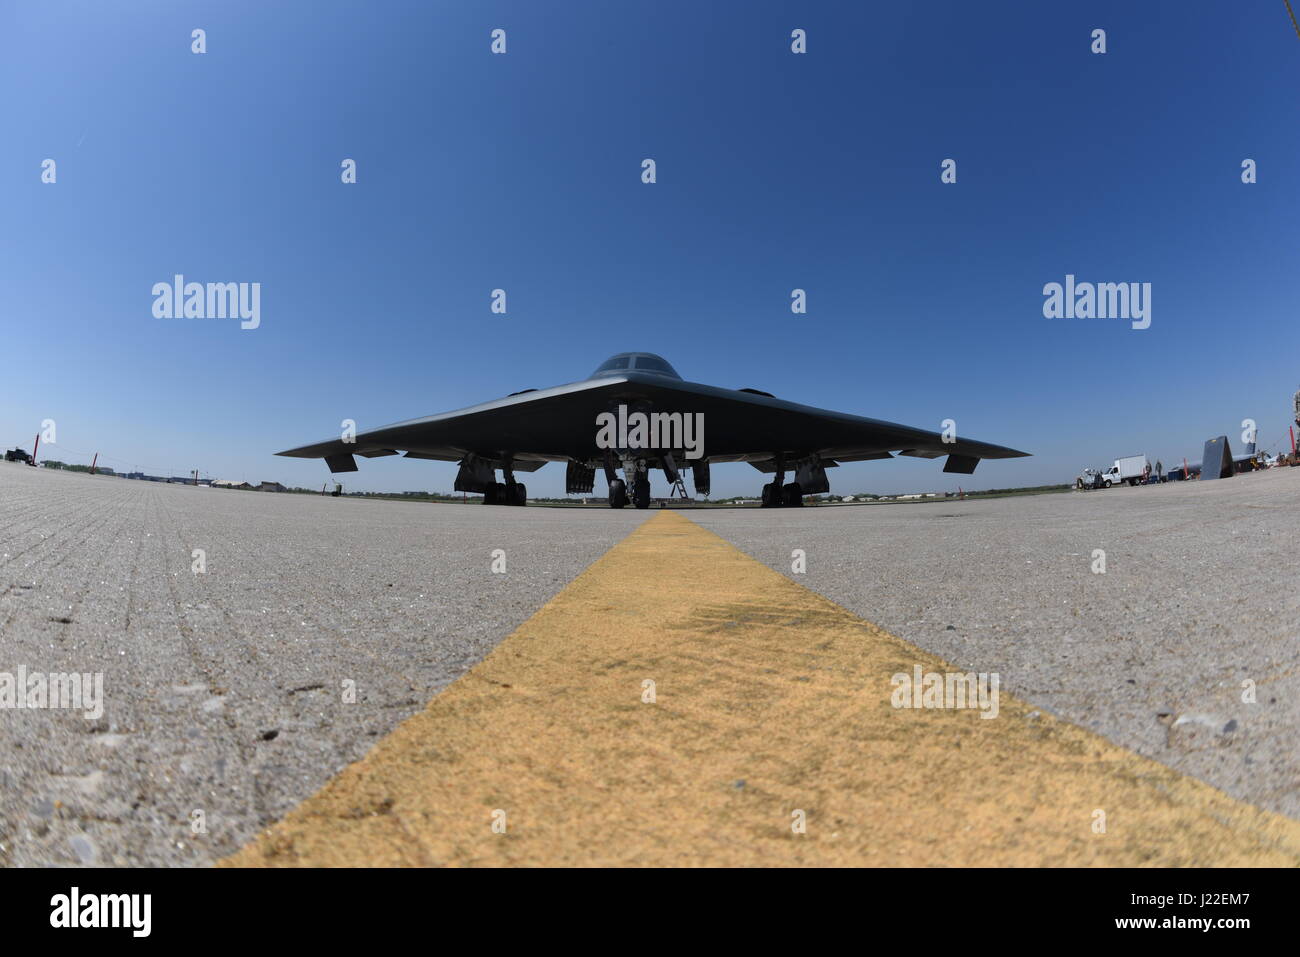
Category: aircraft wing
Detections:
[
  {"x1": 643, "y1": 377, "x2": 1028, "y2": 473},
  {"x1": 277, "y1": 372, "x2": 1028, "y2": 475},
  {"x1": 276, "y1": 377, "x2": 629, "y2": 472}
]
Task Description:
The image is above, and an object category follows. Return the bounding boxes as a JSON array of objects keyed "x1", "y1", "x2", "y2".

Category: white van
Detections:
[{"x1": 1101, "y1": 455, "x2": 1150, "y2": 488}]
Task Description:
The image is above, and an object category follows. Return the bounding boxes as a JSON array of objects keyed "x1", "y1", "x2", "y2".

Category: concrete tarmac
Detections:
[
  {"x1": 692, "y1": 470, "x2": 1300, "y2": 823},
  {"x1": 226, "y1": 511, "x2": 1300, "y2": 867},
  {"x1": 0, "y1": 463, "x2": 644, "y2": 866},
  {"x1": 3, "y1": 462, "x2": 1298, "y2": 865}
]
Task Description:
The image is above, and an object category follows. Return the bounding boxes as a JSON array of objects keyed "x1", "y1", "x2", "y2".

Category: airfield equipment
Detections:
[{"x1": 1075, "y1": 468, "x2": 1106, "y2": 490}]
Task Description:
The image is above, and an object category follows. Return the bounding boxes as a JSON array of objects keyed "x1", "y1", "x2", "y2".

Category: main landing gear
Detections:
[
  {"x1": 761, "y1": 481, "x2": 803, "y2": 507},
  {"x1": 453, "y1": 454, "x2": 530, "y2": 506},
  {"x1": 468, "y1": 457, "x2": 526, "y2": 506},
  {"x1": 482, "y1": 480, "x2": 527, "y2": 506},
  {"x1": 759, "y1": 455, "x2": 804, "y2": 507}
]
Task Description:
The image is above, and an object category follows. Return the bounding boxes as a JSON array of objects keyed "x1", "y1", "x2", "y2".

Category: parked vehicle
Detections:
[
  {"x1": 1075, "y1": 467, "x2": 1107, "y2": 490},
  {"x1": 1100, "y1": 454, "x2": 1150, "y2": 488},
  {"x1": 5, "y1": 447, "x2": 33, "y2": 465}
]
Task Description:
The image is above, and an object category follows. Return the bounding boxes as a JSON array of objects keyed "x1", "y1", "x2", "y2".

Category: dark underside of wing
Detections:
[{"x1": 276, "y1": 374, "x2": 1029, "y2": 473}]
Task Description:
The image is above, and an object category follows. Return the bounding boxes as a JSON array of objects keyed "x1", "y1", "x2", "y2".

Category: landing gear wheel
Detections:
[
  {"x1": 483, "y1": 483, "x2": 499, "y2": 505},
  {"x1": 608, "y1": 479, "x2": 627, "y2": 509},
  {"x1": 512, "y1": 482, "x2": 527, "y2": 506},
  {"x1": 761, "y1": 482, "x2": 780, "y2": 508},
  {"x1": 782, "y1": 482, "x2": 803, "y2": 507},
  {"x1": 633, "y1": 473, "x2": 651, "y2": 509}
]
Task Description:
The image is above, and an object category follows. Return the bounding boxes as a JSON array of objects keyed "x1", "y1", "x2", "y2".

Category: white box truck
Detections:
[{"x1": 1100, "y1": 455, "x2": 1149, "y2": 488}]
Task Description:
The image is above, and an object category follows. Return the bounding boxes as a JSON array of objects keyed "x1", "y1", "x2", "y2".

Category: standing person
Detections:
[
  {"x1": 1143, "y1": 462, "x2": 1151, "y2": 484},
  {"x1": 1291, "y1": 386, "x2": 1300, "y2": 464},
  {"x1": 1155, "y1": 459, "x2": 1163, "y2": 482}
]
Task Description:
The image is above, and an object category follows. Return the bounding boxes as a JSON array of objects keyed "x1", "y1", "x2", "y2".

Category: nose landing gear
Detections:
[
  {"x1": 606, "y1": 453, "x2": 653, "y2": 509},
  {"x1": 632, "y1": 471, "x2": 651, "y2": 509},
  {"x1": 608, "y1": 478, "x2": 628, "y2": 508}
]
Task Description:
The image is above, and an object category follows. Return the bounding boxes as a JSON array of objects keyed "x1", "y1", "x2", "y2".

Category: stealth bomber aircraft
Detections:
[{"x1": 278, "y1": 353, "x2": 1029, "y2": 508}]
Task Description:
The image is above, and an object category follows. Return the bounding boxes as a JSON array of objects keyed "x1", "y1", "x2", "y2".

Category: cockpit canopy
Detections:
[{"x1": 590, "y1": 353, "x2": 682, "y2": 380}]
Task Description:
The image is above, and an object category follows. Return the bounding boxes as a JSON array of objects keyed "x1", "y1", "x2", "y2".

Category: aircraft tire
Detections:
[
  {"x1": 483, "y1": 483, "x2": 498, "y2": 505},
  {"x1": 783, "y1": 482, "x2": 803, "y2": 506},
  {"x1": 609, "y1": 479, "x2": 627, "y2": 509},
  {"x1": 633, "y1": 473, "x2": 651, "y2": 509},
  {"x1": 513, "y1": 482, "x2": 527, "y2": 506}
]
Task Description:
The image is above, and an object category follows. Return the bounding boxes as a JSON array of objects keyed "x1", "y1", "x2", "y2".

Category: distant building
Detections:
[
  {"x1": 212, "y1": 479, "x2": 253, "y2": 490},
  {"x1": 258, "y1": 481, "x2": 286, "y2": 492}
]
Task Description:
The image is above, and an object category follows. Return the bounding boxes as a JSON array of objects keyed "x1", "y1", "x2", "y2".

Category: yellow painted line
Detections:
[{"x1": 224, "y1": 510, "x2": 1300, "y2": 866}]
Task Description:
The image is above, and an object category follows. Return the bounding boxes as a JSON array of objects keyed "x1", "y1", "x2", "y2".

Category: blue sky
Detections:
[{"x1": 3, "y1": 1, "x2": 1299, "y2": 496}]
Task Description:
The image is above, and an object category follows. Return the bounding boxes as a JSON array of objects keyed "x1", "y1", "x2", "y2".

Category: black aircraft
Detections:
[{"x1": 277, "y1": 352, "x2": 1029, "y2": 508}]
